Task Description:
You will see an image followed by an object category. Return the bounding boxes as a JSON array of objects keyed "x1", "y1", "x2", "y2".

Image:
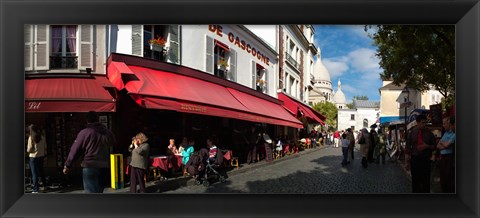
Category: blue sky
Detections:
[{"x1": 313, "y1": 25, "x2": 382, "y2": 102}]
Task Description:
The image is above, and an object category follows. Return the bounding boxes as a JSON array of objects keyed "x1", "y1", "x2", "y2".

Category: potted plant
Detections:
[
  {"x1": 217, "y1": 58, "x2": 229, "y2": 71},
  {"x1": 256, "y1": 79, "x2": 267, "y2": 88},
  {"x1": 148, "y1": 35, "x2": 166, "y2": 52}
]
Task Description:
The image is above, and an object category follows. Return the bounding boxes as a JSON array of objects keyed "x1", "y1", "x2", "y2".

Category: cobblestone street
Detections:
[{"x1": 162, "y1": 146, "x2": 412, "y2": 194}]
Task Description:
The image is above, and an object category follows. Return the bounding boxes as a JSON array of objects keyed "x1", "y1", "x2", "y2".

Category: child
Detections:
[{"x1": 341, "y1": 133, "x2": 350, "y2": 167}]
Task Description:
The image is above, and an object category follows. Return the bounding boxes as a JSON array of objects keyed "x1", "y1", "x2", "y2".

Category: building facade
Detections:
[{"x1": 337, "y1": 100, "x2": 380, "y2": 131}]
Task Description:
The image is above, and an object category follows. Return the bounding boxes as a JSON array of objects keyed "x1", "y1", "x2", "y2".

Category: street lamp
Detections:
[{"x1": 401, "y1": 86, "x2": 410, "y2": 126}]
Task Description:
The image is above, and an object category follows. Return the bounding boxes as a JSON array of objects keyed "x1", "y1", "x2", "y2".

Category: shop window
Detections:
[
  {"x1": 50, "y1": 25, "x2": 78, "y2": 69},
  {"x1": 206, "y1": 37, "x2": 236, "y2": 81},
  {"x1": 254, "y1": 63, "x2": 268, "y2": 94},
  {"x1": 143, "y1": 25, "x2": 166, "y2": 61}
]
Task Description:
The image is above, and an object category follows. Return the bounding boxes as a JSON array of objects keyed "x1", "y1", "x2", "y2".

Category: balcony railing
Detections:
[
  {"x1": 50, "y1": 56, "x2": 78, "y2": 69},
  {"x1": 285, "y1": 52, "x2": 300, "y2": 70}
]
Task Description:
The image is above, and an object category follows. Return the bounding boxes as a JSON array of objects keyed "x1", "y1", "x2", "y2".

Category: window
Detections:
[
  {"x1": 51, "y1": 25, "x2": 78, "y2": 69},
  {"x1": 206, "y1": 37, "x2": 236, "y2": 81},
  {"x1": 363, "y1": 119, "x2": 368, "y2": 128},
  {"x1": 351, "y1": 114, "x2": 355, "y2": 120},
  {"x1": 143, "y1": 25, "x2": 166, "y2": 61},
  {"x1": 339, "y1": 106, "x2": 342, "y2": 109},
  {"x1": 254, "y1": 63, "x2": 268, "y2": 94},
  {"x1": 214, "y1": 41, "x2": 229, "y2": 79}
]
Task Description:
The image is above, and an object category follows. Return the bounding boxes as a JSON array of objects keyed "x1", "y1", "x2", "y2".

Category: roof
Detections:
[
  {"x1": 379, "y1": 83, "x2": 406, "y2": 91},
  {"x1": 353, "y1": 100, "x2": 380, "y2": 108}
]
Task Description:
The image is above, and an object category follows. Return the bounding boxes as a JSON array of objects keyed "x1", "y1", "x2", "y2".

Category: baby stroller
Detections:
[{"x1": 195, "y1": 149, "x2": 226, "y2": 187}]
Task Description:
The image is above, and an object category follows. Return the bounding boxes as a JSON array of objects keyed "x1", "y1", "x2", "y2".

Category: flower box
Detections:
[{"x1": 150, "y1": 44, "x2": 165, "y2": 52}]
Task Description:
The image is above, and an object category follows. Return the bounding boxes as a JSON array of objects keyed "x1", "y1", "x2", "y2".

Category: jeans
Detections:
[
  {"x1": 341, "y1": 147, "x2": 348, "y2": 165},
  {"x1": 82, "y1": 168, "x2": 107, "y2": 193},
  {"x1": 29, "y1": 157, "x2": 45, "y2": 192}
]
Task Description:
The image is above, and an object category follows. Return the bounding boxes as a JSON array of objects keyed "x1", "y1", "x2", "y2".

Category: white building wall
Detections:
[
  {"x1": 115, "y1": 25, "x2": 133, "y2": 54},
  {"x1": 181, "y1": 25, "x2": 278, "y2": 97},
  {"x1": 338, "y1": 108, "x2": 379, "y2": 131}
]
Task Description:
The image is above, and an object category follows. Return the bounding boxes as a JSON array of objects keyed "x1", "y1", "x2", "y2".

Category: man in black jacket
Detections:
[{"x1": 405, "y1": 114, "x2": 436, "y2": 193}]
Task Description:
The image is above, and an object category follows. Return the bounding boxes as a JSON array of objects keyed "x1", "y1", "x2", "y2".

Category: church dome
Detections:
[
  {"x1": 313, "y1": 52, "x2": 331, "y2": 84},
  {"x1": 332, "y1": 80, "x2": 347, "y2": 104}
]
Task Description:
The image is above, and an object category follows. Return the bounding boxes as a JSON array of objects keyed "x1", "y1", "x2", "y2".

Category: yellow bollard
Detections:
[{"x1": 110, "y1": 154, "x2": 124, "y2": 189}]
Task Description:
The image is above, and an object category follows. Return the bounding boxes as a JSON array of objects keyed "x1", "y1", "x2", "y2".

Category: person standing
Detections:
[
  {"x1": 245, "y1": 125, "x2": 259, "y2": 164},
  {"x1": 333, "y1": 130, "x2": 340, "y2": 148},
  {"x1": 63, "y1": 111, "x2": 116, "y2": 193},
  {"x1": 368, "y1": 125, "x2": 378, "y2": 163},
  {"x1": 26, "y1": 124, "x2": 47, "y2": 193},
  {"x1": 129, "y1": 132, "x2": 150, "y2": 193},
  {"x1": 405, "y1": 114, "x2": 436, "y2": 193},
  {"x1": 340, "y1": 133, "x2": 350, "y2": 167},
  {"x1": 375, "y1": 129, "x2": 387, "y2": 164},
  {"x1": 357, "y1": 128, "x2": 371, "y2": 168},
  {"x1": 436, "y1": 116, "x2": 455, "y2": 193},
  {"x1": 346, "y1": 128, "x2": 355, "y2": 163}
]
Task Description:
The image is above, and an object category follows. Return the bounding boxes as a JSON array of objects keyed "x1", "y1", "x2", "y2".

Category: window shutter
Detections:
[
  {"x1": 252, "y1": 61, "x2": 256, "y2": 89},
  {"x1": 205, "y1": 36, "x2": 214, "y2": 73},
  {"x1": 34, "y1": 25, "x2": 49, "y2": 70},
  {"x1": 167, "y1": 25, "x2": 180, "y2": 64},
  {"x1": 265, "y1": 69, "x2": 269, "y2": 94},
  {"x1": 132, "y1": 25, "x2": 143, "y2": 56},
  {"x1": 24, "y1": 25, "x2": 34, "y2": 71},
  {"x1": 78, "y1": 25, "x2": 93, "y2": 70},
  {"x1": 228, "y1": 49, "x2": 236, "y2": 81}
]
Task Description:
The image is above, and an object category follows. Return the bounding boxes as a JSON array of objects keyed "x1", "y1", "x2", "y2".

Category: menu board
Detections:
[{"x1": 264, "y1": 143, "x2": 273, "y2": 163}]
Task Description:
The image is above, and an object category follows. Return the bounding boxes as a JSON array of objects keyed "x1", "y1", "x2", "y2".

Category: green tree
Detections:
[
  {"x1": 346, "y1": 103, "x2": 354, "y2": 109},
  {"x1": 367, "y1": 25, "x2": 455, "y2": 106},
  {"x1": 312, "y1": 101, "x2": 338, "y2": 129},
  {"x1": 353, "y1": 95, "x2": 369, "y2": 100}
]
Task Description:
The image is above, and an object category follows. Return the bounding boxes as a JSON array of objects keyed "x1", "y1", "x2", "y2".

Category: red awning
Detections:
[
  {"x1": 278, "y1": 93, "x2": 326, "y2": 125},
  {"x1": 108, "y1": 61, "x2": 302, "y2": 128},
  {"x1": 25, "y1": 76, "x2": 116, "y2": 112}
]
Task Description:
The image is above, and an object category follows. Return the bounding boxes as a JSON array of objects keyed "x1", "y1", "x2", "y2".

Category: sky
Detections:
[{"x1": 313, "y1": 25, "x2": 382, "y2": 103}]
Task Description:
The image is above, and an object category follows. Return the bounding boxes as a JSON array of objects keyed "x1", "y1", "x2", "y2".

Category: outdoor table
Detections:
[{"x1": 151, "y1": 155, "x2": 183, "y2": 172}]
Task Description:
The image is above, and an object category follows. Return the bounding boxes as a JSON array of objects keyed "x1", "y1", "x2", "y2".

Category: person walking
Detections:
[
  {"x1": 436, "y1": 116, "x2": 455, "y2": 193},
  {"x1": 129, "y1": 132, "x2": 150, "y2": 193},
  {"x1": 63, "y1": 111, "x2": 116, "y2": 193},
  {"x1": 26, "y1": 124, "x2": 47, "y2": 193},
  {"x1": 405, "y1": 114, "x2": 436, "y2": 193},
  {"x1": 333, "y1": 130, "x2": 340, "y2": 148}
]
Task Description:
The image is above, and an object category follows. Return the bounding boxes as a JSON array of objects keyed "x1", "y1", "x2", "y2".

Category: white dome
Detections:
[
  {"x1": 332, "y1": 80, "x2": 347, "y2": 104},
  {"x1": 313, "y1": 53, "x2": 331, "y2": 83}
]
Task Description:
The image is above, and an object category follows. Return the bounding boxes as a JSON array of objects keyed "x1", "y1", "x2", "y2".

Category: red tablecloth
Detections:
[
  {"x1": 223, "y1": 150, "x2": 232, "y2": 161},
  {"x1": 150, "y1": 155, "x2": 182, "y2": 172}
]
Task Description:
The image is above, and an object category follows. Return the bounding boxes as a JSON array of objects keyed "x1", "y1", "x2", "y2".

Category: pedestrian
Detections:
[
  {"x1": 368, "y1": 125, "x2": 379, "y2": 163},
  {"x1": 63, "y1": 111, "x2": 116, "y2": 193},
  {"x1": 357, "y1": 128, "x2": 371, "y2": 168},
  {"x1": 375, "y1": 129, "x2": 387, "y2": 164},
  {"x1": 436, "y1": 116, "x2": 455, "y2": 193},
  {"x1": 340, "y1": 133, "x2": 350, "y2": 167},
  {"x1": 244, "y1": 125, "x2": 260, "y2": 164},
  {"x1": 346, "y1": 128, "x2": 355, "y2": 163},
  {"x1": 26, "y1": 124, "x2": 47, "y2": 193},
  {"x1": 333, "y1": 130, "x2": 340, "y2": 148},
  {"x1": 128, "y1": 132, "x2": 150, "y2": 193},
  {"x1": 405, "y1": 114, "x2": 436, "y2": 193}
]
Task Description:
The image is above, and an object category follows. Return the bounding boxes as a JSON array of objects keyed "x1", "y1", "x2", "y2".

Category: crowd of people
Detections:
[{"x1": 26, "y1": 111, "x2": 455, "y2": 194}]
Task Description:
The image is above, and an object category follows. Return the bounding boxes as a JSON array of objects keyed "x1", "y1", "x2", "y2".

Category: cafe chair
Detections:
[{"x1": 231, "y1": 157, "x2": 239, "y2": 169}]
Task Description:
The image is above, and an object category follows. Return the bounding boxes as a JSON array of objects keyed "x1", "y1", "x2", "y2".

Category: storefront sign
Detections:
[
  {"x1": 26, "y1": 102, "x2": 41, "y2": 110},
  {"x1": 208, "y1": 25, "x2": 270, "y2": 66},
  {"x1": 181, "y1": 104, "x2": 207, "y2": 113}
]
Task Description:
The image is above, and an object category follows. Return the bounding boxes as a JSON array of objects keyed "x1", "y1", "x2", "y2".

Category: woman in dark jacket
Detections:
[{"x1": 129, "y1": 132, "x2": 149, "y2": 193}]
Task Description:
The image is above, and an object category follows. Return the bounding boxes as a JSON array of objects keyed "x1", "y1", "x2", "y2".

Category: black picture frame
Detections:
[{"x1": 1, "y1": 0, "x2": 479, "y2": 217}]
